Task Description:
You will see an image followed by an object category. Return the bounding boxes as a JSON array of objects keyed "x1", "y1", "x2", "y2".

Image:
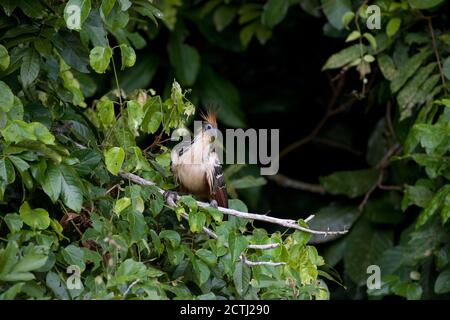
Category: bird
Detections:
[{"x1": 169, "y1": 109, "x2": 228, "y2": 208}]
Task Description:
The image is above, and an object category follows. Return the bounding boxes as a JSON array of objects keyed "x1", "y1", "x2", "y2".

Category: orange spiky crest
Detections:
[{"x1": 200, "y1": 108, "x2": 218, "y2": 127}]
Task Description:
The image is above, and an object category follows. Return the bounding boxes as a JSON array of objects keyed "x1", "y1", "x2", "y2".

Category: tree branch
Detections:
[
  {"x1": 267, "y1": 174, "x2": 326, "y2": 194},
  {"x1": 240, "y1": 253, "x2": 286, "y2": 267},
  {"x1": 119, "y1": 172, "x2": 348, "y2": 236}
]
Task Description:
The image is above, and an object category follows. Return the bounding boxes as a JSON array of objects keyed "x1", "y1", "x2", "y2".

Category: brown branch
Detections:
[
  {"x1": 358, "y1": 143, "x2": 402, "y2": 212},
  {"x1": 312, "y1": 137, "x2": 363, "y2": 156},
  {"x1": 427, "y1": 17, "x2": 447, "y2": 92},
  {"x1": 267, "y1": 174, "x2": 326, "y2": 194},
  {"x1": 119, "y1": 172, "x2": 348, "y2": 236},
  {"x1": 279, "y1": 76, "x2": 358, "y2": 159}
]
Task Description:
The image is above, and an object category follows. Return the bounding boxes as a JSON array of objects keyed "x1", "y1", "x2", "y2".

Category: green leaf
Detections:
[
  {"x1": 0, "y1": 44, "x2": 10, "y2": 71},
  {"x1": 407, "y1": 0, "x2": 445, "y2": 9},
  {"x1": 61, "y1": 245, "x2": 85, "y2": 272},
  {"x1": 0, "y1": 283, "x2": 25, "y2": 299},
  {"x1": 344, "y1": 219, "x2": 393, "y2": 285},
  {"x1": 228, "y1": 199, "x2": 248, "y2": 212},
  {"x1": 233, "y1": 261, "x2": 251, "y2": 296},
  {"x1": 167, "y1": 35, "x2": 200, "y2": 86},
  {"x1": 101, "y1": 0, "x2": 116, "y2": 17},
  {"x1": 97, "y1": 98, "x2": 115, "y2": 127},
  {"x1": 0, "y1": 241, "x2": 19, "y2": 277},
  {"x1": 393, "y1": 282, "x2": 423, "y2": 300},
  {"x1": 319, "y1": 169, "x2": 379, "y2": 198},
  {"x1": 60, "y1": 165, "x2": 84, "y2": 213},
  {"x1": 441, "y1": 193, "x2": 450, "y2": 224},
  {"x1": 322, "y1": 44, "x2": 365, "y2": 70},
  {"x1": 159, "y1": 230, "x2": 181, "y2": 248},
  {"x1": 192, "y1": 258, "x2": 210, "y2": 286},
  {"x1": 12, "y1": 254, "x2": 48, "y2": 273},
  {"x1": 0, "y1": 158, "x2": 15, "y2": 184},
  {"x1": 435, "y1": 268, "x2": 450, "y2": 294},
  {"x1": 213, "y1": 6, "x2": 236, "y2": 31},
  {"x1": 89, "y1": 46, "x2": 112, "y2": 73},
  {"x1": 261, "y1": 0, "x2": 289, "y2": 28},
  {"x1": 64, "y1": 0, "x2": 92, "y2": 30},
  {"x1": 17, "y1": 0, "x2": 44, "y2": 18},
  {"x1": 19, "y1": 201, "x2": 50, "y2": 230},
  {"x1": 386, "y1": 18, "x2": 401, "y2": 38},
  {"x1": 104, "y1": 147, "x2": 125, "y2": 175},
  {"x1": 390, "y1": 50, "x2": 432, "y2": 93},
  {"x1": 179, "y1": 195, "x2": 198, "y2": 211},
  {"x1": 113, "y1": 197, "x2": 131, "y2": 215},
  {"x1": 119, "y1": 44, "x2": 136, "y2": 69},
  {"x1": 417, "y1": 185, "x2": 450, "y2": 228},
  {"x1": 377, "y1": 54, "x2": 397, "y2": 81},
  {"x1": 309, "y1": 205, "x2": 358, "y2": 244},
  {"x1": 206, "y1": 206, "x2": 223, "y2": 223},
  {"x1": 363, "y1": 33, "x2": 377, "y2": 50},
  {"x1": 4, "y1": 213, "x2": 23, "y2": 233},
  {"x1": 20, "y1": 48, "x2": 40, "y2": 87},
  {"x1": 443, "y1": 56, "x2": 450, "y2": 81},
  {"x1": 109, "y1": 258, "x2": 146, "y2": 286},
  {"x1": 345, "y1": 31, "x2": 361, "y2": 42},
  {"x1": 127, "y1": 100, "x2": 143, "y2": 134},
  {"x1": 8, "y1": 155, "x2": 29, "y2": 173},
  {"x1": 228, "y1": 232, "x2": 248, "y2": 262},
  {"x1": 146, "y1": 111, "x2": 162, "y2": 134},
  {"x1": 321, "y1": 0, "x2": 352, "y2": 30},
  {"x1": 0, "y1": 81, "x2": 14, "y2": 112},
  {"x1": 188, "y1": 210, "x2": 206, "y2": 233},
  {"x1": 195, "y1": 249, "x2": 217, "y2": 266},
  {"x1": 1, "y1": 120, "x2": 55, "y2": 144},
  {"x1": 41, "y1": 163, "x2": 62, "y2": 202},
  {"x1": 46, "y1": 272, "x2": 69, "y2": 299}
]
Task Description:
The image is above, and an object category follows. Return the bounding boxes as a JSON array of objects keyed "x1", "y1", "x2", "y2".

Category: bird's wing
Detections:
[{"x1": 212, "y1": 164, "x2": 228, "y2": 208}]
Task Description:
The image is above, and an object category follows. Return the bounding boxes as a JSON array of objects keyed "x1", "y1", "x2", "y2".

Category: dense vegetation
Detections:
[{"x1": 0, "y1": 0, "x2": 450, "y2": 300}]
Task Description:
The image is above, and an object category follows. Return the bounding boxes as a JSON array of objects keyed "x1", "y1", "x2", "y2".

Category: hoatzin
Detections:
[{"x1": 169, "y1": 109, "x2": 228, "y2": 208}]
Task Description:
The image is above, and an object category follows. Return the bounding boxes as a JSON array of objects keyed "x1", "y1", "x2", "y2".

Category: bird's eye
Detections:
[{"x1": 204, "y1": 123, "x2": 212, "y2": 131}]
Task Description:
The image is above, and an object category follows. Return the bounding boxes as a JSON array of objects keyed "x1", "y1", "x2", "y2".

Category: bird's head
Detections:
[{"x1": 200, "y1": 109, "x2": 219, "y2": 143}]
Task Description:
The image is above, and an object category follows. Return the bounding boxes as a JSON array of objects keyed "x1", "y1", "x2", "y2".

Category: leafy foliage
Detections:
[{"x1": 0, "y1": 0, "x2": 330, "y2": 300}]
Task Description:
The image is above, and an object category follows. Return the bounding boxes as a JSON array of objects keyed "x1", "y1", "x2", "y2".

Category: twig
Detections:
[
  {"x1": 312, "y1": 137, "x2": 363, "y2": 156},
  {"x1": 248, "y1": 243, "x2": 281, "y2": 250},
  {"x1": 122, "y1": 279, "x2": 140, "y2": 300},
  {"x1": 119, "y1": 172, "x2": 348, "y2": 236},
  {"x1": 304, "y1": 215, "x2": 315, "y2": 223},
  {"x1": 427, "y1": 17, "x2": 447, "y2": 92},
  {"x1": 267, "y1": 174, "x2": 326, "y2": 194},
  {"x1": 279, "y1": 76, "x2": 358, "y2": 159},
  {"x1": 358, "y1": 143, "x2": 401, "y2": 212},
  {"x1": 240, "y1": 253, "x2": 286, "y2": 267}
]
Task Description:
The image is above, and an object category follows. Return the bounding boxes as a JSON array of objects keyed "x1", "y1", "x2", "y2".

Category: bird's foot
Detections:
[
  {"x1": 163, "y1": 190, "x2": 178, "y2": 206},
  {"x1": 209, "y1": 199, "x2": 218, "y2": 208}
]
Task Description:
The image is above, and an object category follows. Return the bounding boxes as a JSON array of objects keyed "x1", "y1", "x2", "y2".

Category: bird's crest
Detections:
[{"x1": 200, "y1": 107, "x2": 218, "y2": 127}]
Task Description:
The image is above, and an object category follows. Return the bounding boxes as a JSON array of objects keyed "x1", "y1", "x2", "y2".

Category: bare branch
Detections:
[
  {"x1": 267, "y1": 174, "x2": 326, "y2": 194},
  {"x1": 119, "y1": 172, "x2": 348, "y2": 236},
  {"x1": 248, "y1": 243, "x2": 281, "y2": 250},
  {"x1": 240, "y1": 253, "x2": 286, "y2": 267}
]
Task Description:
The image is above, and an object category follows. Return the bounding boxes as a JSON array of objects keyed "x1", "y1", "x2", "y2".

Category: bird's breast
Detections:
[{"x1": 174, "y1": 163, "x2": 210, "y2": 196}]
